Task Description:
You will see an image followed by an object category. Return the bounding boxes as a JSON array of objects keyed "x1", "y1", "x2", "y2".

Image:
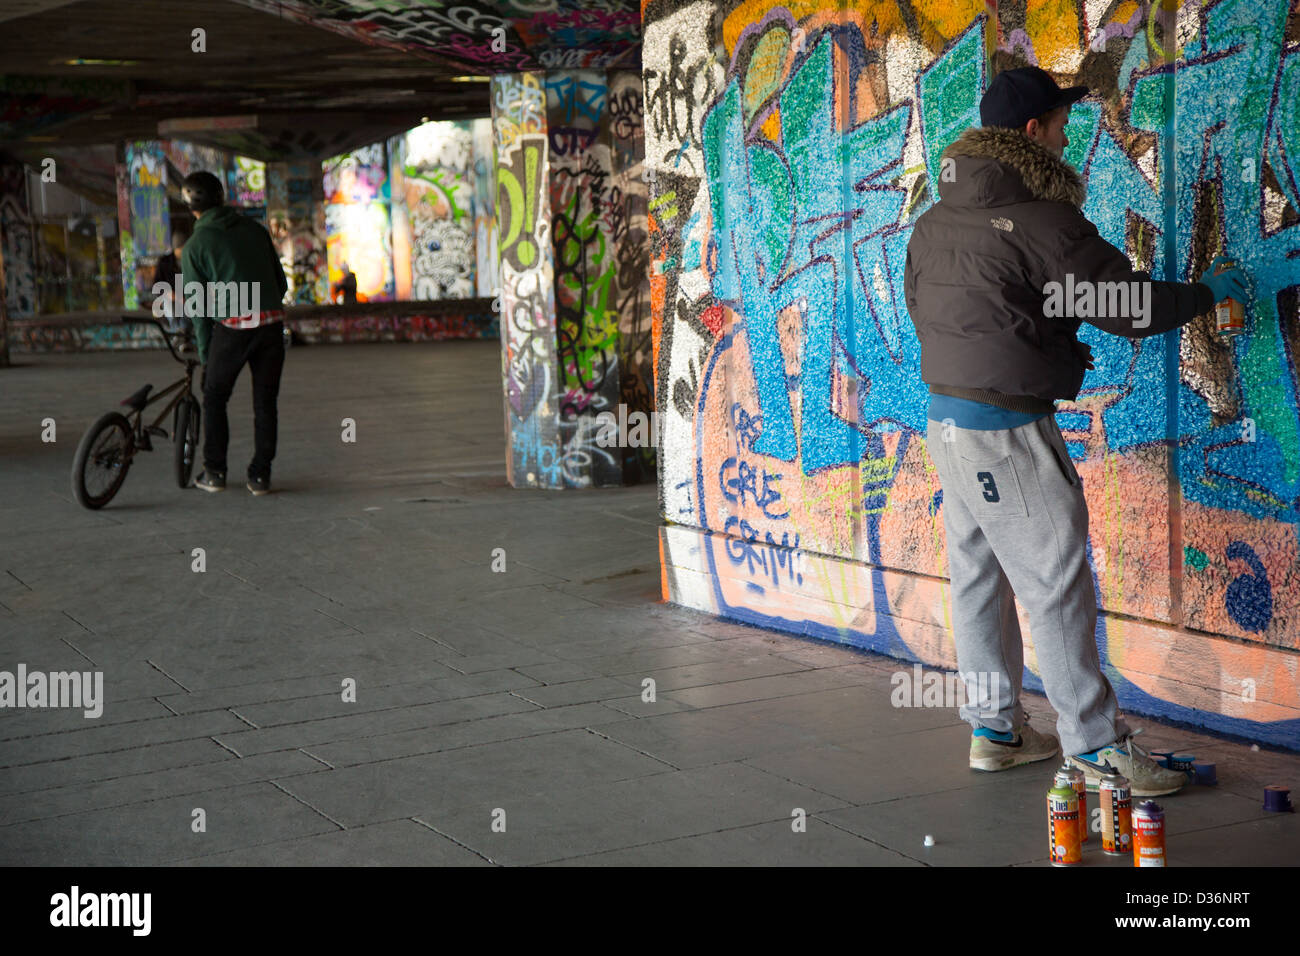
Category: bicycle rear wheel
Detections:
[
  {"x1": 72, "y1": 412, "x2": 134, "y2": 509},
  {"x1": 174, "y1": 396, "x2": 200, "y2": 488}
]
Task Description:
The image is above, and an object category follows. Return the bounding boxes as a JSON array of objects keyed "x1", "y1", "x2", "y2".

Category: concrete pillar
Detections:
[
  {"x1": 267, "y1": 161, "x2": 327, "y2": 304},
  {"x1": 115, "y1": 141, "x2": 169, "y2": 311},
  {"x1": 490, "y1": 70, "x2": 651, "y2": 489}
]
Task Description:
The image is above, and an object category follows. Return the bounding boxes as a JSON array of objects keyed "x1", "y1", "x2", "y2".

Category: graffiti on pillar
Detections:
[
  {"x1": 324, "y1": 143, "x2": 393, "y2": 301},
  {"x1": 324, "y1": 142, "x2": 389, "y2": 204},
  {"x1": 608, "y1": 71, "x2": 654, "y2": 480},
  {"x1": 472, "y1": 117, "x2": 500, "y2": 299},
  {"x1": 268, "y1": 160, "x2": 327, "y2": 305},
  {"x1": 401, "y1": 121, "x2": 477, "y2": 299},
  {"x1": 1, "y1": 162, "x2": 37, "y2": 318},
  {"x1": 234, "y1": 155, "x2": 266, "y2": 207},
  {"x1": 650, "y1": 0, "x2": 1300, "y2": 748},
  {"x1": 546, "y1": 71, "x2": 623, "y2": 487},
  {"x1": 493, "y1": 73, "x2": 563, "y2": 488},
  {"x1": 127, "y1": 143, "x2": 169, "y2": 256},
  {"x1": 115, "y1": 151, "x2": 137, "y2": 310}
]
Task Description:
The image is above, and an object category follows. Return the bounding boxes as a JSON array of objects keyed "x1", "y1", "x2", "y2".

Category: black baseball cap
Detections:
[{"x1": 980, "y1": 67, "x2": 1088, "y2": 129}]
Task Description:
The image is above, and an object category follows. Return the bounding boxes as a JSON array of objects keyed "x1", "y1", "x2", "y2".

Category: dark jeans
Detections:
[{"x1": 203, "y1": 321, "x2": 285, "y2": 480}]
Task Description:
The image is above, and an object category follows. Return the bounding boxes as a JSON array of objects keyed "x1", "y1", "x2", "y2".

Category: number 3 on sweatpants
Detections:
[
  {"x1": 962, "y1": 455, "x2": 1028, "y2": 518},
  {"x1": 977, "y1": 471, "x2": 999, "y2": 501}
]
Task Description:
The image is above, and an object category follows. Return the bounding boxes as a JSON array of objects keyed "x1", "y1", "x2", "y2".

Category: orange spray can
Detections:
[
  {"x1": 1048, "y1": 782, "x2": 1082, "y2": 866},
  {"x1": 1214, "y1": 259, "x2": 1247, "y2": 335},
  {"x1": 1132, "y1": 800, "x2": 1166, "y2": 867}
]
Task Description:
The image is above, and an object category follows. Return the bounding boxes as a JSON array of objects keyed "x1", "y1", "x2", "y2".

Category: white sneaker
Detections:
[
  {"x1": 969, "y1": 721, "x2": 1060, "y2": 772},
  {"x1": 1070, "y1": 731, "x2": 1187, "y2": 796}
]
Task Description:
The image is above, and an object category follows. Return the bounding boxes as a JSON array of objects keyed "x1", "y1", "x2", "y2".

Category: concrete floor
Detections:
[{"x1": 0, "y1": 341, "x2": 1296, "y2": 866}]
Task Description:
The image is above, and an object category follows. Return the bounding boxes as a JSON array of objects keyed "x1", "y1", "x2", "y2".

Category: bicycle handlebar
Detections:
[{"x1": 122, "y1": 313, "x2": 197, "y2": 367}]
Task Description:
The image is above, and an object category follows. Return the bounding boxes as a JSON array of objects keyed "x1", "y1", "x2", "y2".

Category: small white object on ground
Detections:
[
  {"x1": 1251, "y1": 744, "x2": 1260, "y2": 752},
  {"x1": 924, "y1": 835, "x2": 935, "y2": 847}
]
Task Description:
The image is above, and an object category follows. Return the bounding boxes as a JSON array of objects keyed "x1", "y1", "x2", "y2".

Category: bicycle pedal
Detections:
[
  {"x1": 146, "y1": 425, "x2": 168, "y2": 437},
  {"x1": 137, "y1": 433, "x2": 153, "y2": 451}
]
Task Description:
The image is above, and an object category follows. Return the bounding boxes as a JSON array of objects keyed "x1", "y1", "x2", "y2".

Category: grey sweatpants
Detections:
[{"x1": 925, "y1": 413, "x2": 1130, "y2": 756}]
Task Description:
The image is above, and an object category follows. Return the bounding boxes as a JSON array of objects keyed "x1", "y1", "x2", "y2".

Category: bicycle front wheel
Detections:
[
  {"x1": 174, "y1": 396, "x2": 200, "y2": 488},
  {"x1": 72, "y1": 412, "x2": 134, "y2": 509}
]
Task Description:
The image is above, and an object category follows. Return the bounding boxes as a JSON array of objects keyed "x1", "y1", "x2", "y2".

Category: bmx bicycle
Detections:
[{"x1": 71, "y1": 316, "x2": 203, "y2": 509}]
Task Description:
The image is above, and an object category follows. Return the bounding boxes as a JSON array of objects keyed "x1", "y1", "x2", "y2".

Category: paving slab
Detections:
[
  {"x1": 304, "y1": 701, "x2": 635, "y2": 768},
  {"x1": 0, "y1": 782, "x2": 338, "y2": 865},
  {"x1": 171, "y1": 818, "x2": 489, "y2": 866},
  {"x1": 276, "y1": 728, "x2": 675, "y2": 827},
  {"x1": 419, "y1": 762, "x2": 852, "y2": 866},
  {"x1": 544, "y1": 818, "x2": 922, "y2": 866},
  {"x1": 215, "y1": 688, "x2": 540, "y2": 757}
]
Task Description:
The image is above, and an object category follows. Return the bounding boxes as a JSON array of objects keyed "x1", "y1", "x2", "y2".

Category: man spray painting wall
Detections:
[{"x1": 906, "y1": 66, "x2": 1250, "y2": 795}]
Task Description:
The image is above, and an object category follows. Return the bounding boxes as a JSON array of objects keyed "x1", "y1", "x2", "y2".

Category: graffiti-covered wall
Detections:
[
  {"x1": 492, "y1": 69, "x2": 651, "y2": 488},
  {"x1": 324, "y1": 142, "x2": 394, "y2": 302},
  {"x1": 650, "y1": 0, "x2": 1300, "y2": 748},
  {"x1": 1, "y1": 161, "x2": 37, "y2": 319}
]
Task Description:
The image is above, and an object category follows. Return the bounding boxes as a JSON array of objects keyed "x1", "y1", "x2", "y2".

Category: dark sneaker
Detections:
[
  {"x1": 247, "y1": 475, "x2": 271, "y2": 496},
  {"x1": 195, "y1": 470, "x2": 226, "y2": 493}
]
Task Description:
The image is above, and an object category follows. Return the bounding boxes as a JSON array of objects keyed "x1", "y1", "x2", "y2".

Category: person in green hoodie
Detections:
[{"x1": 180, "y1": 171, "x2": 289, "y2": 496}]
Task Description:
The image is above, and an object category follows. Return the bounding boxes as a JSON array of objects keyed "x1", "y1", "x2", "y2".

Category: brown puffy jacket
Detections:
[{"x1": 903, "y1": 125, "x2": 1212, "y2": 410}]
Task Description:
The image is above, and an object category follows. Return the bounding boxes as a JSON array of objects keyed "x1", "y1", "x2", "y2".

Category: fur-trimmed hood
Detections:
[{"x1": 938, "y1": 126, "x2": 1086, "y2": 208}]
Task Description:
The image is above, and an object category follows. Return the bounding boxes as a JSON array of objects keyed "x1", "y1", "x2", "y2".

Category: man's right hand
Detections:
[{"x1": 1199, "y1": 256, "x2": 1250, "y2": 304}]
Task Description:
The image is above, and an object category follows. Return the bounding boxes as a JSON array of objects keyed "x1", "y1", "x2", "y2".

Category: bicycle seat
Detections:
[{"x1": 121, "y1": 384, "x2": 152, "y2": 410}]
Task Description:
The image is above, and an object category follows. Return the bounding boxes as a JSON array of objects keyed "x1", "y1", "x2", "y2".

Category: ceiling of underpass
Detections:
[{"x1": 0, "y1": 0, "x2": 642, "y2": 164}]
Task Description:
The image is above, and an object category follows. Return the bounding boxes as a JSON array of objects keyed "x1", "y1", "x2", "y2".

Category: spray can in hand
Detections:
[{"x1": 1214, "y1": 259, "x2": 1247, "y2": 336}]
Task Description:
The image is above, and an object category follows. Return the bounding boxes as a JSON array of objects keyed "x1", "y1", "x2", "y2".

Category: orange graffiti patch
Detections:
[{"x1": 1027, "y1": 0, "x2": 1083, "y2": 72}]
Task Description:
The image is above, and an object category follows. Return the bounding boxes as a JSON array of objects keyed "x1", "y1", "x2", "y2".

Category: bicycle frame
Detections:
[
  {"x1": 129, "y1": 375, "x2": 193, "y2": 441},
  {"x1": 119, "y1": 315, "x2": 201, "y2": 454}
]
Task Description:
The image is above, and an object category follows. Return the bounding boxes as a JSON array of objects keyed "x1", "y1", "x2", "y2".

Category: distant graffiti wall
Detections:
[
  {"x1": 1, "y1": 161, "x2": 37, "y2": 318},
  {"x1": 650, "y1": 0, "x2": 1300, "y2": 748},
  {"x1": 8, "y1": 302, "x2": 495, "y2": 351},
  {"x1": 324, "y1": 143, "x2": 394, "y2": 302},
  {"x1": 285, "y1": 301, "x2": 498, "y2": 344},
  {"x1": 9, "y1": 319, "x2": 165, "y2": 352}
]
